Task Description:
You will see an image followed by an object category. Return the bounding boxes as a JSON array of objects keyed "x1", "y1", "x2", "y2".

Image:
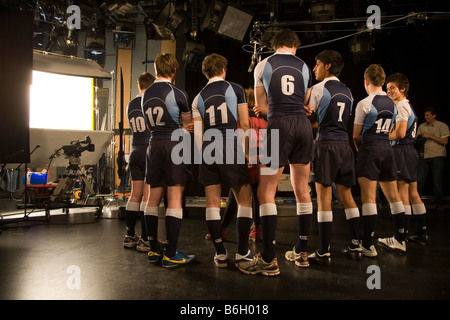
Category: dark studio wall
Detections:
[{"x1": 0, "y1": 10, "x2": 33, "y2": 164}]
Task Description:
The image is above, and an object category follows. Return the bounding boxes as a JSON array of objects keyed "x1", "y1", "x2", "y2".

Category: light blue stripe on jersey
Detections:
[
  {"x1": 362, "y1": 104, "x2": 379, "y2": 135},
  {"x1": 302, "y1": 63, "x2": 310, "y2": 93},
  {"x1": 262, "y1": 62, "x2": 272, "y2": 94},
  {"x1": 225, "y1": 85, "x2": 238, "y2": 123},
  {"x1": 196, "y1": 95, "x2": 206, "y2": 118},
  {"x1": 407, "y1": 110, "x2": 415, "y2": 131},
  {"x1": 317, "y1": 88, "x2": 331, "y2": 125},
  {"x1": 165, "y1": 90, "x2": 180, "y2": 123}
]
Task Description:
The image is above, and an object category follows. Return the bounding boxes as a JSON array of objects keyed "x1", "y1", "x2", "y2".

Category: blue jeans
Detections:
[{"x1": 417, "y1": 156, "x2": 445, "y2": 207}]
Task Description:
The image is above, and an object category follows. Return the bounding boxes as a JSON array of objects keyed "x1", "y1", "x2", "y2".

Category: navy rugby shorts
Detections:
[
  {"x1": 356, "y1": 142, "x2": 397, "y2": 181},
  {"x1": 313, "y1": 140, "x2": 356, "y2": 187},
  {"x1": 145, "y1": 140, "x2": 192, "y2": 187}
]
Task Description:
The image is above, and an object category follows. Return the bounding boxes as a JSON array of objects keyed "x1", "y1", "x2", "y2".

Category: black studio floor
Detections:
[{"x1": 0, "y1": 197, "x2": 449, "y2": 304}]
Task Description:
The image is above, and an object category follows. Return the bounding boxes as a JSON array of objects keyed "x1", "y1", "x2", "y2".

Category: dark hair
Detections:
[
  {"x1": 202, "y1": 53, "x2": 227, "y2": 79},
  {"x1": 424, "y1": 107, "x2": 436, "y2": 115},
  {"x1": 155, "y1": 53, "x2": 178, "y2": 78},
  {"x1": 315, "y1": 50, "x2": 344, "y2": 77},
  {"x1": 364, "y1": 64, "x2": 386, "y2": 87},
  {"x1": 386, "y1": 73, "x2": 410, "y2": 97},
  {"x1": 270, "y1": 28, "x2": 301, "y2": 50},
  {"x1": 138, "y1": 72, "x2": 155, "y2": 90}
]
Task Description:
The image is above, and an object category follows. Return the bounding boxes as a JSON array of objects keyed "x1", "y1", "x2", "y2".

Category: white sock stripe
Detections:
[
  {"x1": 344, "y1": 207, "x2": 360, "y2": 220},
  {"x1": 126, "y1": 201, "x2": 140, "y2": 211},
  {"x1": 390, "y1": 201, "x2": 405, "y2": 215},
  {"x1": 140, "y1": 202, "x2": 147, "y2": 212},
  {"x1": 259, "y1": 203, "x2": 277, "y2": 217},
  {"x1": 166, "y1": 208, "x2": 183, "y2": 219},
  {"x1": 297, "y1": 202, "x2": 313, "y2": 215},
  {"x1": 237, "y1": 206, "x2": 253, "y2": 219},
  {"x1": 317, "y1": 211, "x2": 333, "y2": 223},
  {"x1": 206, "y1": 207, "x2": 221, "y2": 221},
  {"x1": 404, "y1": 205, "x2": 412, "y2": 215},
  {"x1": 412, "y1": 203, "x2": 426, "y2": 215},
  {"x1": 144, "y1": 206, "x2": 159, "y2": 216},
  {"x1": 362, "y1": 203, "x2": 377, "y2": 216}
]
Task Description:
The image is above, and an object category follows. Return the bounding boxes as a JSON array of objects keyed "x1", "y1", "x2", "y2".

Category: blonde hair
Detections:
[{"x1": 364, "y1": 64, "x2": 386, "y2": 87}]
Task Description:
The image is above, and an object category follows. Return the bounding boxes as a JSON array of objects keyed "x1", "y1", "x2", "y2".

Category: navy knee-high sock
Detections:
[
  {"x1": 165, "y1": 209, "x2": 183, "y2": 258},
  {"x1": 139, "y1": 211, "x2": 148, "y2": 240},
  {"x1": 390, "y1": 202, "x2": 406, "y2": 242},
  {"x1": 361, "y1": 204, "x2": 377, "y2": 248},
  {"x1": 412, "y1": 203, "x2": 427, "y2": 236},
  {"x1": 206, "y1": 208, "x2": 226, "y2": 255},
  {"x1": 259, "y1": 203, "x2": 277, "y2": 262},
  {"x1": 260, "y1": 215, "x2": 277, "y2": 261},
  {"x1": 361, "y1": 215, "x2": 377, "y2": 248},
  {"x1": 317, "y1": 211, "x2": 332, "y2": 254},
  {"x1": 345, "y1": 207, "x2": 360, "y2": 249},
  {"x1": 236, "y1": 206, "x2": 253, "y2": 255},
  {"x1": 295, "y1": 203, "x2": 312, "y2": 253},
  {"x1": 125, "y1": 201, "x2": 140, "y2": 236},
  {"x1": 144, "y1": 206, "x2": 160, "y2": 252},
  {"x1": 125, "y1": 210, "x2": 138, "y2": 236},
  {"x1": 207, "y1": 220, "x2": 226, "y2": 254},
  {"x1": 236, "y1": 218, "x2": 252, "y2": 255}
]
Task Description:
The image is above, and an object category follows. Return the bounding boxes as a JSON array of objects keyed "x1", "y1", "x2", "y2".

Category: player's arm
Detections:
[
  {"x1": 353, "y1": 124, "x2": 363, "y2": 151},
  {"x1": 389, "y1": 121, "x2": 407, "y2": 140},
  {"x1": 352, "y1": 101, "x2": 368, "y2": 150},
  {"x1": 181, "y1": 112, "x2": 193, "y2": 132},
  {"x1": 254, "y1": 86, "x2": 268, "y2": 117},
  {"x1": 192, "y1": 116, "x2": 203, "y2": 136},
  {"x1": 238, "y1": 103, "x2": 250, "y2": 160},
  {"x1": 421, "y1": 131, "x2": 449, "y2": 145},
  {"x1": 191, "y1": 95, "x2": 204, "y2": 148},
  {"x1": 303, "y1": 89, "x2": 313, "y2": 115}
]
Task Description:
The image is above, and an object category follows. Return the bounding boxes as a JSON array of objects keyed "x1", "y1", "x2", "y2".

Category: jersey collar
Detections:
[
  {"x1": 322, "y1": 76, "x2": 340, "y2": 83},
  {"x1": 207, "y1": 76, "x2": 225, "y2": 84}
]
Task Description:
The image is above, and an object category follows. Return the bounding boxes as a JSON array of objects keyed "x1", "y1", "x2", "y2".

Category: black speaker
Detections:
[{"x1": 0, "y1": 10, "x2": 33, "y2": 164}]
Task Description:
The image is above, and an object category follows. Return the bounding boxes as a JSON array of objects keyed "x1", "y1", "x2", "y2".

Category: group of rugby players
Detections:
[{"x1": 122, "y1": 28, "x2": 427, "y2": 276}]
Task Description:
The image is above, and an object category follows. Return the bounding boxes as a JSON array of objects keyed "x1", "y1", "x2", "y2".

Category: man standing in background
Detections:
[{"x1": 416, "y1": 108, "x2": 449, "y2": 212}]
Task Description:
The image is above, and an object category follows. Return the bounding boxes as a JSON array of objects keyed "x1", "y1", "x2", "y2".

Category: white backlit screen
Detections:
[{"x1": 30, "y1": 71, "x2": 94, "y2": 130}]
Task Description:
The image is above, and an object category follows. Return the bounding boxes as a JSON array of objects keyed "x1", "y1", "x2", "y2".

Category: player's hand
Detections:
[
  {"x1": 184, "y1": 121, "x2": 194, "y2": 133},
  {"x1": 253, "y1": 105, "x2": 261, "y2": 117},
  {"x1": 304, "y1": 104, "x2": 313, "y2": 116}
]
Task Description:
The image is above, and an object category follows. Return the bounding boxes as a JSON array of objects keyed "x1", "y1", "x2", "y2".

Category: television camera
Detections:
[
  {"x1": 61, "y1": 136, "x2": 95, "y2": 158},
  {"x1": 50, "y1": 136, "x2": 96, "y2": 202}
]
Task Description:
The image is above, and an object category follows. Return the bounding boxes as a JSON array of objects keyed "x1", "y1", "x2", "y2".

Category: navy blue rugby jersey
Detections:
[
  {"x1": 192, "y1": 78, "x2": 247, "y2": 134},
  {"x1": 354, "y1": 92, "x2": 397, "y2": 143},
  {"x1": 392, "y1": 99, "x2": 417, "y2": 146},
  {"x1": 141, "y1": 79, "x2": 190, "y2": 140},
  {"x1": 309, "y1": 76, "x2": 353, "y2": 141},
  {"x1": 127, "y1": 95, "x2": 150, "y2": 146},
  {"x1": 254, "y1": 51, "x2": 312, "y2": 118}
]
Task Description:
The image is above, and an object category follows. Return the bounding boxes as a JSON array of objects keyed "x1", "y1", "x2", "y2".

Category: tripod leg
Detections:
[
  {"x1": 50, "y1": 177, "x2": 68, "y2": 202},
  {"x1": 81, "y1": 176, "x2": 95, "y2": 195}
]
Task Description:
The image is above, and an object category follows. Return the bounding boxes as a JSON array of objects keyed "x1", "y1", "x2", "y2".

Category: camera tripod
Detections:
[{"x1": 50, "y1": 155, "x2": 95, "y2": 202}]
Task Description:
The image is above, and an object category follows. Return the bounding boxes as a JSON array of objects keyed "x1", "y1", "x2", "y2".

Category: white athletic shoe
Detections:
[
  {"x1": 214, "y1": 250, "x2": 228, "y2": 268},
  {"x1": 378, "y1": 236, "x2": 406, "y2": 253},
  {"x1": 360, "y1": 244, "x2": 378, "y2": 257}
]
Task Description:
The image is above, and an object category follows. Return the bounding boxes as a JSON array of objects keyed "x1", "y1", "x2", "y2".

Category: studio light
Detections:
[
  {"x1": 30, "y1": 71, "x2": 94, "y2": 131},
  {"x1": 217, "y1": 3, "x2": 254, "y2": 42}
]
